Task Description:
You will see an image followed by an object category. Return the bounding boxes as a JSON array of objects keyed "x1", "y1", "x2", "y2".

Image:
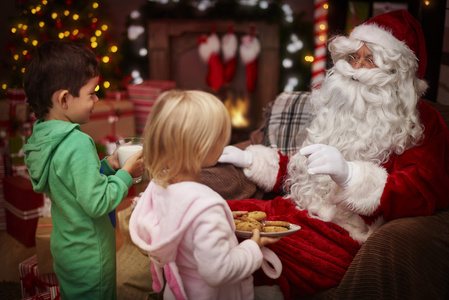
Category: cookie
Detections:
[
  {"x1": 243, "y1": 211, "x2": 267, "y2": 221},
  {"x1": 262, "y1": 226, "x2": 289, "y2": 233},
  {"x1": 234, "y1": 219, "x2": 242, "y2": 225},
  {"x1": 264, "y1": 221, "x2": 290, "y2": 228},
  {"x1": 236, "y1": 221, "x2": 263, "y2": 232}
]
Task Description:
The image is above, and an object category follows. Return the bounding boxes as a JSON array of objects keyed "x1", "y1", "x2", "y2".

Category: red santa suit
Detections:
[{"x1": 222, "y1": 10, "x2": 449, "y2": 299}]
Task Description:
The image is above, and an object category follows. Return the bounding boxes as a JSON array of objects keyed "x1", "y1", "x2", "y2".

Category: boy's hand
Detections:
[
  {"x1": 107, "y1": 149, "x2": 121, "y2": 171},
  {"x1": 122, "y1": 150, "x2": 145, "y2": 179},
  {"x1": 250, "y1": 228, "x2": 281, "y2": 248}
]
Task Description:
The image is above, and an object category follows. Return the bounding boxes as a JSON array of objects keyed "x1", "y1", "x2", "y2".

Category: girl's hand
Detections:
[
  {"x1": 232, "y1": 211, "x2": 248, "y2": 219},
  {"x1": 250, "y1": 228, "x2": 281, "y2": 248},
  {"x1": 122, "y1": 150, "x2": 145, "y2": 179}
]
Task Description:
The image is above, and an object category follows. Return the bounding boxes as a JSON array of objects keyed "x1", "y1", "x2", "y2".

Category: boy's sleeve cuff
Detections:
[
  {"x1": 115, "y1": 169, "x2": 134, "y2": 188},
  {"x1": 100, "y1": 157, "x2": 116, "y2": 176}
]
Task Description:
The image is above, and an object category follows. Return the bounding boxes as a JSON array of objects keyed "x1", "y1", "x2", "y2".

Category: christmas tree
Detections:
[{"x1": 1, "y1": 0, "x2": 123, "y2": 98}]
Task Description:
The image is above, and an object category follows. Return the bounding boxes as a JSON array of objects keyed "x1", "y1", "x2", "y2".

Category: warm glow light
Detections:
[
  {"x1": 21, "y1": 68, "x2": 26, "y2": 73},
  {"x1": 91, "y1": 42, "x2": 98, "y2": 48},
  {"x1": 110, "y1": 45, "x2": 118, "y2": 52},
  {"x1": 51, "y1": 13, "x2": 58, "y2": 19},
  {"x1": 73, "y1": 14, "x2": 79, "y2": 20},
  {"x1": 32, "y1": 40, "x2": 38, "y2": 46},
  {"x1": 90, "y1": 36, "x2": 97, "y2": 42},
  {"x1": 102, "y1": 56, "x2": 110, "y2": 63},
  {"x1": 95, "y1": 30, "x2": 102, "y2": 36},
  {"x1": 23, "y1": 37, "x2": 29, "y2": 43},
  {"x1": 11, "y1": 28, "x2": 17, "y2": 33},
  {"x1": 319, "y1": 24, "x2": 326, "y2": 30},
  {"x1": 64, "y1": 10, "x2": 70, "y2": 16},
  {"x1": 305, "y1": 55, "x2": 314, "y2": 62},
  {"x1": 101, "y1": 25, "x2": 108, "y2": 31},
  {"x1": 58, "y1": 32, "x2": 64, "y2": 39},
  {"x1": 424, "y1": 1, "x2": 430, "y2": 5},
  {"x1": 39, "y1": 21, "x2": 45, "y2": 27},
  {"x1": 31, "y1": 8, "x2": 37, "y2": 14},
  {"x1": 22, "y1": 50, "x2": 28, "y2": 55},
  {"x1": 13, "y1": 54, "x2": 19, "y2": 61},
  {"x1": 224, "y1": 94, "x2": 250, "y2": 128},
  {"x1": 319, "y1": 35, "x2": 326, "y2": 42},
  {"x1": 42, "y1": 0, "x2": 48, "y2": 5},
  {"x1": 323, "y1": 4, "x2": 328, "y2": 9},
  {"x1": 93, "y1": 2, "x2": 99, "y2": 9},
  {"x1": 18, "y1": 24, "x2": 23, "y2": 28},
  {"x1": 95, "y1": 85, "x2": 100, "y2": 92},
  {"x1": 72, "y1": 29, "x2": 79, "y2": 35},
  {"x1": 2, "y1": 84, "x2": 7, "y2": 90},
  {"x1": 103, "y1": 81, "x2": 110, "y2": 88}
]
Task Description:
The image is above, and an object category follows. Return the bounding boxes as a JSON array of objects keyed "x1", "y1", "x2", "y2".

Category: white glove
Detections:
[
  {"x1": 299, "y1": 144, "x2": 355, "y2": 187},
  {"x1": 218, "y1": 145, "x2": 253, "y2": 168}
]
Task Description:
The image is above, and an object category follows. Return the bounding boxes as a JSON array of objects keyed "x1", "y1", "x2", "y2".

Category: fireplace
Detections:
[{"x1": 147, "y1": 19, "x2": 280, "y2": 141}]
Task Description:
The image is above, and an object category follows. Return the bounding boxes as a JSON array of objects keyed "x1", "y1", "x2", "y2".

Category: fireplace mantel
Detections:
[{"x1": 147, "y1": 19, "x2": 280, "y2": 130}]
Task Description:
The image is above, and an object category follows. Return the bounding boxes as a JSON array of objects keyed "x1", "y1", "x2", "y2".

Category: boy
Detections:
[{"x1": 23, "y1": 40, "x2": 144, "y2": 299}]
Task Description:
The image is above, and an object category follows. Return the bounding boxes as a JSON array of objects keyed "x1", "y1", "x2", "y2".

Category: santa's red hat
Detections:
[{"x1": 350, "y1": 9, "x2": 427, "y2": 79}]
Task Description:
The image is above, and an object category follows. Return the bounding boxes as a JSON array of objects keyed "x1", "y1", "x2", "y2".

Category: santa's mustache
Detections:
[{"x1": 331, "y1": 60, "x2": 397, "y2": 88}]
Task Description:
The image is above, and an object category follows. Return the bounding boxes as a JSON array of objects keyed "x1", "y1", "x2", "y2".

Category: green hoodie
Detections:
[{"x1": 24, "y1": 119, "x2": 133, "y2": 299}]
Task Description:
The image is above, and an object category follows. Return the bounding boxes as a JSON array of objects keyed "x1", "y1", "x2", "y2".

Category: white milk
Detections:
[{"x1": 117, "y1": 145, "x2": 143, "y2": 167}]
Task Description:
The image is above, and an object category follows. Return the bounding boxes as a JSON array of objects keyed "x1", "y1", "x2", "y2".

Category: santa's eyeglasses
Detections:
[{"x1": 345, "y1": 54, "x2": 377, "y2": 69}]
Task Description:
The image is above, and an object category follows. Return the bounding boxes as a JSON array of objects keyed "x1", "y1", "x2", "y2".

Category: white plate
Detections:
[{"x1": 235, "y1": 222, "x2": 301, "y2": 239}]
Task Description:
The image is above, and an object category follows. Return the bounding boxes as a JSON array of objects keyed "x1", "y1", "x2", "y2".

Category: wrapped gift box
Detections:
[
  {"x1": 23, "y1": 291, "x2": 51, "y2": 300},
  {"x1": 19, "y1": 255, "x2": 59, "y2": 298},
  {"x1": 4, "y1": 176, "x2": 44, "y2": 247},
  {"x1": 35, "y1": 217, "x2": 54, "y2": 274},
  {"x1": 80, "y1": 99, "x2": 135, "y2": 142},
  {"x1": 126, "y1": 80, "x2": 175, "y2": 134}
]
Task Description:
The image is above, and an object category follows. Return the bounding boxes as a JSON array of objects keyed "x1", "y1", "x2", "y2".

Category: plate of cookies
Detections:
[{"x1": 234, "y1": 211, "x2": 301, "y2": 239}]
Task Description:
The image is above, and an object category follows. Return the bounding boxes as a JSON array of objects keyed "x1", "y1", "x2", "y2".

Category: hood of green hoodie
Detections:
[{"x1": 24, "y1": 119, "x2": 80, "y2": 193}]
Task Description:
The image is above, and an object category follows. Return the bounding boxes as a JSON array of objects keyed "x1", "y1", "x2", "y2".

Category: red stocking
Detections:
[
  {"x1": 221, "y1": 26, "x2": 238, "y2": 84},
  {"x1": 239, "y1": 32, "x2": 260, "y2": 93},
  {"x1": 198, "y1": 33, "x2": 224, "y2": 92}
]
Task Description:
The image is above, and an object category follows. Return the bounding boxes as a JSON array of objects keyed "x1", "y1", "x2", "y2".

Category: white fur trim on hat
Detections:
[
  {"x1": 350, "y1": 23, "x2": 416, "y2": 60},
  {"x1": 243, "y1": 145, "x2": 279, "y2": 192}
]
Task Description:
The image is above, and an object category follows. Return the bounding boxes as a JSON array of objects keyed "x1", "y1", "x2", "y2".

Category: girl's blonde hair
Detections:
[{"x1": 143, "y1": 90, "x2": 231, "y2": 188}]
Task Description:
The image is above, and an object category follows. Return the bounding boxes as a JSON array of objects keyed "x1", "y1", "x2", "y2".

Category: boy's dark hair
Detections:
[{"x1": 24, "y1": 40, "x2": 100, "y2": 119}]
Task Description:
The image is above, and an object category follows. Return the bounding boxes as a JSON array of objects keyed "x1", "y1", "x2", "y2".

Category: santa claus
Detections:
[{"x1": 218, "y1": 9, "x2": 449, "y2": 299}]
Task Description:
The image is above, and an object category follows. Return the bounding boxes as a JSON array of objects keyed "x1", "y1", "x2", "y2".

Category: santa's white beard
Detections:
[{"x1": 285, "y1": 59, "x2": 423, "y2": 223}]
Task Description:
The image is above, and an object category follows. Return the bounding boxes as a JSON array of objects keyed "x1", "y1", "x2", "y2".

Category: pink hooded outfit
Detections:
[{"x1": 129, "y1": 181, "x2": 281, "y2": 300}]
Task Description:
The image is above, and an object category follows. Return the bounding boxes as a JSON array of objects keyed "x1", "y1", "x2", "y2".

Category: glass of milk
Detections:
[{"x1": 116, "y1": 137, "x2": 144, "y2": 183}]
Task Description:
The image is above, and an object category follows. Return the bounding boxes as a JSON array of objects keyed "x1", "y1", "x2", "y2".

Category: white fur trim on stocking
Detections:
[
  {"x1": 332, "y1": 161, "x2": 388, "y2": 215},
  {"x1": 198, "y1": 33, "x2": 220, "y2": 63},
  {"x1": 243, "y1": 145, "x2": 280, "y2": 192},
  {"x1": 222, "y1": 32, "x2": 238, "y2": 62},
  {"x1": 239, "y1": 35, "x2": 261, "y2": 64}
]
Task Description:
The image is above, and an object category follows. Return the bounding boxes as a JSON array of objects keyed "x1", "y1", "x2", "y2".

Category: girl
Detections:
[{"x1": 129, "y1": 90, "x2": 280, "y2": 300}]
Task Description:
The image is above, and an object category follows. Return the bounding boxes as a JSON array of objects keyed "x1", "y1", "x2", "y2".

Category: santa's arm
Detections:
[
  {"x1": 335, "y1": 101, "x2": 449, "y2": 220},
  {"x1": 218, "y1": 145, "x2": 289, "y2": 193}
]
